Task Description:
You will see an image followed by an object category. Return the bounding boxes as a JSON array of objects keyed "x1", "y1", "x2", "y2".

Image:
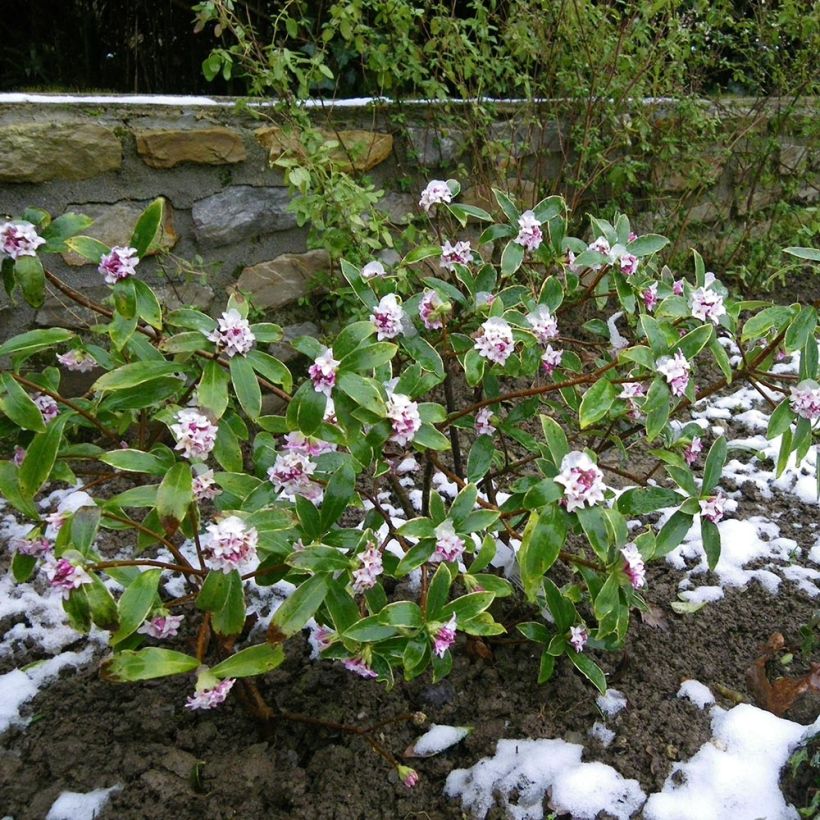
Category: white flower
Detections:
[
  {"x1": 203, "y1": 515, "x2": 258, "y2": 572},
  {"x1": 621, "y1": 544, "x2": 646, "y2": 589},
  {"x1": 268, "y1": 450, "x2": 317, "y2": 496},
  {"x1": 700, "y1": 494, "x2": 726, "y2": 524},
  {"x1": 308, "y1": 348, "x2": 340, "y2": 397},
  {"x1": 0, "y1": 221, "x2": 45, "y2": 260},
  {"x1": 789, "y1": 380, "x2": 820, "y2": 422},
  {"x1": 352, "y1": 541, "x2": 383, "y2": 594},
  {"x1": 57, "y1": 349, "x2": 96, "y2": 372},
  {"x1": 554, "y1": 451, "x2": 606, "y2": 513},
  {"x1": 684, "y1": 436, "x2": 703, "y2": 465},
  {"x1": 193, "y1": 468, "x2": 221, "y2": 501},
  {"x1": 527, "y1": 305, "x2": 559, "y2": 344},
  {"x1": 656, "y1": 350, "x2": 691, "y2": 397},
  {"x1": 433, "y1": 614, "x2": 457, "y2": 657},
  {"x1": 419, "y1": 288, "x2": 448, "y2": 330},
  {"x1": 588, "y1": 236, "x2": 611, "y2": 257},
  {"x1": 171, "y1": 409, "x2": 218, "y2": 461},
  {"x1": 419, "y1": 179, "x2": 453, "y2": 212},
  {"x1": 474, "y1": 317, "x2": 514, "y2": 366},
  {"x1": 33, "y1": 393, "x2": 59, "y2": 423},
  {"x1": 619, "y1": 253, "x2": 639, "y2": 276},
  {"x1": 643, "y1": 282, "x2": 659, "y2": 312},
  {"x1": 475, "y1": 407, "x2": 495, "y2": 437},
  {"x1": 361, "y1": 260, "x2": 386, "y2": 279},
  {"x1": 138, "y1": 613, "x2": 184, "y2": 639},
  {"x1": 431, "y1": 520, "x2": 465, "y2": 563},
  {"x1": 541, "y1": 345, "x2": 563, "y2": 375},
  {"x1": 371, "y1": 293, "x2": 405, "y2": 340},
  {"x1": 186, "y1": 678, "x2": 235, "y2": 710},
  {"x1": 206, "y1": 309, "x2": 256, "y2": 357},
  {"x1": 690, "y1": 286, "x2": 726, "y2": 324},
  {"x1": 514, "y1": 210, "x2": 543, "y2": 252},
  {"x1": 440, "y1": 240, "x2": 473, "y2": 271},
  {"x1": 99, "y1": 246, "x2": 139, "y2": 284},
  {"x1": 569, "y1": 625, "x2": 588, "y2": 652},
  {"x1": 43, "y1": 558, "x2": 92, "y2": 597},
  {"x1": 386, "y1": 392, "x2": 422, "y2": 446}
]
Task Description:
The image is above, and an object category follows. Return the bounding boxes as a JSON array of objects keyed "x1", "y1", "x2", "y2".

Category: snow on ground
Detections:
[
  {"x1": 676, "y1": 679, "x2": 716, "y2": 710},
  {"x1": 45, "y1": 785, "x2": 122, "y2": 820},
  {"x1": 409, "y1": 724, "x2": 471, "y2": 757},
  {"x1": 596, "y1": 688, "x2": 628, "y2": 717}
]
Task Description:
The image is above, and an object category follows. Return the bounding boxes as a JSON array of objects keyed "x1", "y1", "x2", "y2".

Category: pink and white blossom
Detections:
[
  {"x1": 565, "y1": 249, "x2": 580, "y2": 272},
  {"x1": 690, "y1": 286, "x2": 726, "y2": 325},
  {"x1": 268, "y1": 450, "x2": 317, "y2": 496},
  {"x1": 673, "y1": 279, "x2": 685, "y2": 296},
  {"x1": 440, "y1": 239, "x2": 473, "y2": 271},
  {"x1": 514, "y1": 210, "x2": 543, "y2": 252},
  {"x1": 33, "y1": 393, "x2": 59, "y2": 424},
  {"x1": 343, "y1": 656, "x2": 378, "y2": 679},
  {"x1": 541, "y1": 345, "x2": 564, "y2": 375},
  {"x1": 700, "y1": 494, "x2": 726, "y2": 524},
  {"x1": 569, "y1": 625, "x2": 588, "y2": 652},
  {"x1": 186, "y1": 677, "x2": 235, "y2": 710},
  {"x1": 282, "y1": 431, "x2": 336, "y2": 458},
  {"x1": 352, "y1": 541, "x2": 383, "y2": 594},
  {"x1": 555, "y1": 451, "x2": 606, "y2": 513},
  {"x1": 309, "y1": 348, "x2": 340, "y2": 397},
  {"x1": 527, "y1": 305, "x2": 559, "y2": 344},
  {"x1": 10, "y1": 535, "x2": 52, "y2": 557},
  {"x1": 475, "y1": 291, "x2": 496, "y2": 309},
  {"x1": 371, "y1": 293, "x2": 405, "y2": 340},
  {"x1": 656, "y1": 350, "x2": 691, "y2": 397},
  {"x1": 99, "y1": 246, "x2": 139, "y2": 284},
  {"x1": 398, "y1": 765, "x2": 420, "y2": 789},
  {"x1": 619, "y1": 253, "x2": 639, "y2": 276},
  {"x1": 57, "y1": 349, "x2": 96, "y2": 372},
  {"x1": 43, "y1": 557, "x2": 92, "y2": 596},
  {"x1": 419, "y1": 288, "x2": 448, "y2": 330},
  {"x1": 206, "y1": 309, "x2": 256, "y2": 357},
  {"x1": 386, "y1": 392, "x2": 422, "y2": 446},
  {"x1": 684, "y1": 436, "x2": 703, "y2": 466},
  {"x1": 475, "y1": 407, "x2": 496, "y2": 437},
  {"x1": 0, "y1": 221, "x2": 45, "y2": 260},
  {"x1": 361, "y1": 260, "x2": 386, "y2": 279},
  {"x1": 789, "y1": 380, "x2": 820, "y2": 422},
  {"x1": 621, "y1": 544, "x2": 646, "y2": 589},
  {"x1": 419, "y1": 179, "x2": 453, "y2": 212},
  {"x1": 643, "y1": 282, "x2": 659, "y2": 312},
  {"x1": 432, "y1": 614, "x2": 457, "y2": 657},
  {"x1": 431, "y1": 520, "x2": 465, "y2": 563},
  {"x1": 138, "y1": 613, "x2": 184, "y2": 639},
  {"x1": 619, "y1": 381, "x2": 646, "y2": 419},
  {"x1": 588, "y1": 236, "x2": 611, "y2": 258},
  {"x1": 203, "y1": 516, "x2": 258, "y2": 573},
  {"x1": 171, "y1": 408, "x2": 218, "y2": 461},
  {"x1": 474, "y1": 317, "x2": 514, "y2": 366},
  {"x1": 308, "y1": 623, "x2": 335, "y2": 658},
  {"x1": 193, "y1": 469, "x2": 221, "y2": 501}
]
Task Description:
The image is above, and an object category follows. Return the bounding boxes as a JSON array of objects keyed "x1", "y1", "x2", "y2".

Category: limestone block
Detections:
[
  {"x1": 405, "y1": 126, "x2": 464, "y2": 167},
  {"x1": 234, "y1": 251, "x2": 330, "y2": 310},
  {"x1": 192, "y1": 186, "x2": 296, "y2": 246},
  {"x1": 0, "y1": 123, "x2": 121, "y2": 183},
  {"x1": 268, "y1": 321, "x2": 321, "y2": 363},
  {"x1": 135, "y1": 127, "x2": 246, "y2": 168},
  {"x1": 255, "y1": 127, "x2": 393, "y2": 172},
  {"x1": 62, "y1": 202, "x2": 177, "y2": 266}
]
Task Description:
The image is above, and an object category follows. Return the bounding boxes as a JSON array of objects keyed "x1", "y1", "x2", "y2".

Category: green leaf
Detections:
[
  {"x1": 213, "y1": 417, "x2": 243, "y2": 473},
  {"x1": 198, "y1": 360, "x2": 230, "y2": 419},
  {"x1": 156, "y1": 462, "x2": 192, "y2": 532},
  {"x1": 701, "y1": 518, "x2": 721, "y2": 570},
  {"x1": 130, "y1": 198, "x2": 165, "y2": 257},
  {"x1": 378, "y1": 601, "x2": 423, "y2": 629},
  {"x1": 626, "y1": 234, "x2": 669, "y2": 257},
  {"x1": 340, "y1": 258, "x2": 378, "y2": 308},
  {"x1": 12, "y1": 552, "x2": 37, "y2": 583},
  {"x1": 339, "y1": 342, "x2": 397, "y2": 373},
  {"x1": 93, "y1": 361, "x2": 182, "y2": 392},
  {"x1": 426, "y1": 563, "x2": 453, "y2": 619},
  {"x1": 230, "y1": 355, "x2": 262, "y2": 419},
  {"x1": 337, "y1": 372, "x2": 386, "y2": 416},
  {"x1": 99, "y1": 448, "x2": 171, "y2": 475},
  {"x1": 133, "y1": 279, "x2": 163, "y2": 329},
  {"x1": 674, "y1": 324, "x2": 714, "y2": 360},
  {"x1": 69, "y1": 505, "x2": 101, "y2": 556},
  {"x1": 210, "y1": 644, "x2": 285, "y2": 679},
  {"x1": 784, "y1": 306, "x2": 817, "y2": 353},
  {"x1": 616, "y1": 487, "x2": 684, "y2": 516},
  {"x1": 401, "y1": 335, "x2": 445, "y2": 379},
  {"x1": 196, "y1": 569, "x2": 246, "y2": 636},
  {"x1": 439, "y1": 592, "x2": 495, "y2": 622},
  {"x1": 655, "y1": 511, "x2": 694, "y2": 556},
  {"x1": 247, "y1": 350, "x2": 292, "y2": 393},
  {"x1": 111, "y1": 569, "x2": 162, "y2": 645},
  {"x1": 701, "y1": 436, "x2": 727, "y2": 495},
  {"x1": 579, "y1": 378, "x2": 618, "y2": 428},
  {"x1": 268, "y1": 573, "x2": 329, "y2": 640},
  {"x1": 467, "y1": 435, "x2": 495, "y2": 483},
  {"x1": 500, "y1": 240, "x2": 525, "y2": 276},
  {"x1": 344, "y1": 615, "x2": 398, "y2": 642},
  {"x1": 65, "y1": 235, "x2": 109, "y2": 264},
  {"x1": 644, "y1": 378, "x2": 670, "y2": 441},
  {"x1": 287, "y1": 381, "x2": 327, "y2": 436},
  {"x1": 320, "y1": 462, "x2": 356, "y2": 531},
  {"x1": 492, "y1": 188, "x2": 520, "y2": 223},
  {"x1": 463, "y1": 348, "x2": 485, "y2": 387},
  {"x1": 64, "y1": 586, "x2": 91, "y2": 632},
  {"x1": 102, "y1": 648, "x2": 199, "y2": 682},
  {"x1": 783, "y1": 246, "x2": 820, "y2": 262},
  {"x1": 767, "y1": 400, "x2": 795, "y2": 439},
  {"x1": 0, "y1": 328, "x2": 75, "y2": 359},
  {"x1": 517, "y1": 507, "x2": 568, "y2": 601},
  {"x1": 19, "y1": 414, "x2": 69, "y2": 498},
  {"x1": 567, "y1": 649, "x2": 607, "y2": 693},
  {"x1": 540, "y1": 415, "x2": 569, "y2": 465},
  {"x1": 0, "y1": 373, "x2": 46, "y2": 432},
  {"x1": 449, "y1": 484, "x2": 478, "y2": 526},
  {"x1": 413, "y1": 423, "x2": 450, "y2": 451},
  {"x1": 14, "y1": 255, "x2": 45, "y2": 308},
  {"x1": 86, "y1": 574, "x2": 119, "y2": 631}
]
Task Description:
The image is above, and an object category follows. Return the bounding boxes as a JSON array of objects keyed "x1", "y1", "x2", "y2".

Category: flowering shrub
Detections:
[{"x1": 1, "y1": 189, "x2": 818, "y2": 780}]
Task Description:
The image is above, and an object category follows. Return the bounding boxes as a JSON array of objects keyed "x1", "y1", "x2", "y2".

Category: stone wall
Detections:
[{"x1": 0, "y1": 96, "x2": 816, "y2": 343}]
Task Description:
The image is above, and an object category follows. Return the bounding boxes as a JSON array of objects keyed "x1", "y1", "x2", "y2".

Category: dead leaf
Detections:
[{"x1": 640, "y1": 604, "x2": 669, "y2": 631}]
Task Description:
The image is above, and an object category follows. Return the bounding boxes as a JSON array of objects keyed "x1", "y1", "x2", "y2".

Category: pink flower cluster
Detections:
[
  {"x1": 282, "y1": 431, "x2": 336, "y2": 458},
  {"x1": 352, "y1": 542, "x2": 383, "y2": 594},
  {"x1": 206, "y1": 309, "x2": 256, "y2": 357},
  {"x1": 431, "y1": 520, "x2": 465, "y2": 563},
  {"x1": 397, "y1": 765, "x2": 420, "y2": 789},
  {"x1": 621, "y1": 544, "x2": 646, "y2": 589},
  {"x1": 371, "y1": 293, "x2": 405, "y2": 340},
  {"x1": 569, "y1": 624, "x2": 588, "y2": 652},
  {"x1": 309, "y1": 348, "x2": 340, "y2": 397},
  {"x1": 527, "y1": 305, "x2": 559, "y2": 344},
  {"x1": 419, "y1": 179, "x2": 453, "y2": 212},
  {"x1": 619, "y1": 253, "x2": 639, "y2": 276},
  {"x1": 474, "y1": 317, "x2": 514, "y2": 366},
  {"x1": 419, "y1": 289, "x2": 448, "y2": 330},
  {"x1": 0, "y1": 221, "x2": 46, "y2": 260},
  {"x1": 440, "y1": 239, "x2": 473, "y2": 271},
  {"x1": 475, "y1": 407, "x2": 495, "y2": 437},
  {"x1": 10, "y1": 535, "x2": 52, "y2": 557},
  {"x1": 138, "y1": 613, "x2": 184, "y2": 639},
  {"x1": 555, "y1": 451, "x2": 606, "y2": 513},
  {"x1": 57, "y1": 349, "x2": 96, "y2": 373},
  {"x1": 673, "y1": 279, "x2": 685, "y2": 296},
  {"x1": 514, "y1": 210, "x2": 543, "y2": 252},
  {"x1": 268, "y1": 450, "x2": 318, "y2": 498},
  {"x1": 33, "y1": 393, "x2": 59, "y2": 424},
  {"x1": 541, "y1": 345, "x2": 563, "y2": 375},
  {"x1": 700, "y1": 494, "x2": 726, "y2": 524},
  {"x1": 99, "y1": 246, "x2": 139, "y2": 285},
  {"x1": 643, "y1": 282, "x2": 659, "y2": 312},
  {"x1": 690, "y1": 285, "x2": 726, "y2": 325},
  {"x1": 186, "y1": 677, "x2": 235, "y2": 710},
  {"x1": 433, "y1": 614, "x2": 457, "y2": 657},
  {"x1": 387, "y1": 392, "x2": 422, "y2": 446},
  {"x1": 684, "y1": 436, "x2": 703, "y2": 465},
  {"x1": 789, "y1": 380, "x2": 820, "y2": 422},
  {"x1": 203, "y1": 516, "x2": 258, "y2": 572},
  {"x1": 171, "y1": 408, "x2": 218, "y2": 461},
  {"x1": 619, "y1": 382, "x2": 646, "y2": 419},
  {"x1": 656, "y1": 350, "x2": 691, "y2": 397},
  {"x1": 43, "y1": 557, "x2": 92, "y2": 596},
  {"x1": 193, "y1": 468, "x2": 221, "y2": 501},
  {"x1": 343, "y1": 656, "x2": 378, "y2": 678}
]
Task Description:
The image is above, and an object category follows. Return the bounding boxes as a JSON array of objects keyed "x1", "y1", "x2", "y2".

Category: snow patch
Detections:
[
  {"x1": 410, "y1": 724, "x2": 471, "y2": 756},
  {"x1": 46, "y1": 785, "x2": 122, "y2": 820},
  {"x1": 596, "y1": 688, "x2": 628, "y2": 717},
  {"x1": 676, "y1": 679, "x2": 715, "y2": 709},
  {"x1": 589, "y1": 721, "x2": 616, "y2": 747}
]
